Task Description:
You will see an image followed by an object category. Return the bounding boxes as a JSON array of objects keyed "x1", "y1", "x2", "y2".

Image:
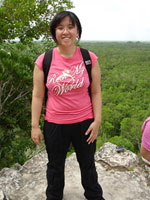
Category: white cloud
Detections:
[{"x1": 71, "y1": 0, "x2": 150, "y2": 41}]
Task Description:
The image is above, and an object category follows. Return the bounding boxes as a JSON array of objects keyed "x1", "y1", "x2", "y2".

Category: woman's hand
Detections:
[
  {"x1": 85, "y1": 121, "x2": 100, "y2": 144},
  {"x1": 31, "y1": 127, "x2": 43, "y2": 146}
]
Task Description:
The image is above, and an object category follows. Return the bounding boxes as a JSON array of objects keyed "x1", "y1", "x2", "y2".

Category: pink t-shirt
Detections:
[
  {"x1": 35, "y1": 47, "x2": 98, "y2": 124},
  {"x1": 142, "y1": 117, "x2": 150, "y2": 151}
]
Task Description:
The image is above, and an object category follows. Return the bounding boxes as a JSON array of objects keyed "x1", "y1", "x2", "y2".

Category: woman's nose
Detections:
[{"x1": 62, "y1": 27, "x2": 69, "y2": 33}]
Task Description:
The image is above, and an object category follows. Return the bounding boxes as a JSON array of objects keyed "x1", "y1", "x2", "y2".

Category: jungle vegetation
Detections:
[
  {"x1": 81, "y1": 41, "x2": 150, "y2": 153},
  {"x1": 0, "y1": 0, "x2": 150, "y2": 171},
  {"x1": 1, "y1": 41, "x2": 150, "y2": 169}
]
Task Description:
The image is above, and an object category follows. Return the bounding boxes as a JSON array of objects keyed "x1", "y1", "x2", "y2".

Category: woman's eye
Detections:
[
  {"x1": 56, "y1": 26, "x2": 63, "y2": 30},
  {"x1": 68, "y1": 25, "x2": 74, "y2": 29},
  {"x1": 56, "y1": 25, "x2": 74, "y2": 31}
]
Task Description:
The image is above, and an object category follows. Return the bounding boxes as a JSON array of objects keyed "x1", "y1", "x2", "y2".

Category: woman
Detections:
[
  {"x1": 140, "y1": 116, "x2": 150, "y2": 166},
  {"x1": 31, "y1": 11, "x2": 105, "y2": 200}
]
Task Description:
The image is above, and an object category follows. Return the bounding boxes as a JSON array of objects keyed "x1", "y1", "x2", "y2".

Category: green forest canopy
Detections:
[
  {"x1": 1, "y1": 41, "x2": 150, "y2": 169},
  {"x1": 81, "y1": 41, "x2": 150, "y2": 152}
]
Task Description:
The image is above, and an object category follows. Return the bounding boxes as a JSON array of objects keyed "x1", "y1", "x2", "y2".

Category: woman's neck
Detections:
[{"x1": 57, "y1": 45, "x2": 76, "y2": 58}]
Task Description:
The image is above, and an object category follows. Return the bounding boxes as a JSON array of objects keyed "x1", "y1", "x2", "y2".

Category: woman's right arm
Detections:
[{"x1": 31, "y1": 64, "x2": 45, "y2": 146}]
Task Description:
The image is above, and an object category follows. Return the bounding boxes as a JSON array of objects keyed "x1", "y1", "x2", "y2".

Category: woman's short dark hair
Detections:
[{"x1": 50, "y1": 11, "x2": 82, "y2": 43}]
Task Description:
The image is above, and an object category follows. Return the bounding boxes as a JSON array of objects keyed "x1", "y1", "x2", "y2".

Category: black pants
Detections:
[{"x1": 44, "y1": 119, "x2": 104, "y2": 200}]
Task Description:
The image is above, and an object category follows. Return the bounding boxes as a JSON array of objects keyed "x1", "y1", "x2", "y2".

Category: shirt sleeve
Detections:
[
  {"x1": 34, "y1": 53, "x2": 45, "y2": 70},
  {"x1": 89, "y1": 51, "x2": 98, "y2": 67},
  {"x1": 142, "y1": 117, "x2": 150, "y2": 131}
]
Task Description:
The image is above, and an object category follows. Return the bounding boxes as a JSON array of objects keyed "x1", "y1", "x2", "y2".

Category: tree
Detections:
[
  {"x1": 120, "y1": 117, "x2": 142, "y2": 152},
  {"x1": 0, "y1": 40, "x2": 55, "y2": 169},
  {"x1": 108, "y1": 136, "x2": 135, "y2": 152},
  {"x1": 0, "y1": 0, "x2": 74, "y2": 43},
  {"x1": 0, "y1": 42, "x2": 34, "y2": 168}
]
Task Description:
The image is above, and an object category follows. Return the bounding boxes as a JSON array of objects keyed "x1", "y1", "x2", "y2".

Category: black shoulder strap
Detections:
[
  {"x1": 80, "y1": 48, "x2": 92, "y2": 100},
  {"x1": 43, "y1": 49, "x2": 53, "y2": 84},
  {"x1": 43, "y1": 49, "x2": 53, "y2": 109}
]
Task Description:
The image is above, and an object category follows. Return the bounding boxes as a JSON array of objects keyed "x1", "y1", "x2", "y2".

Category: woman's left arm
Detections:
[{"x1": 86, "y1": 60, "x2": 102, "y2": 144}]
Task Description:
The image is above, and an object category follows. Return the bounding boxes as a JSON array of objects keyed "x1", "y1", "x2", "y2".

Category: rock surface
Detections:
[{"x1": 0, "y1": 142, "x2": 150, "y2": 200}]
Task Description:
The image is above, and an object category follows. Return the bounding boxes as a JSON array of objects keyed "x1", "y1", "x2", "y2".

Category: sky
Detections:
[{"x1": 70, "y1": 0, "x2": 150, "y2": 41}]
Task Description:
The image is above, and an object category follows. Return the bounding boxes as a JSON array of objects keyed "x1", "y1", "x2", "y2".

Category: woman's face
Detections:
[{"x1": 55, "y1": 16, "x2": 79, "y2": 47}]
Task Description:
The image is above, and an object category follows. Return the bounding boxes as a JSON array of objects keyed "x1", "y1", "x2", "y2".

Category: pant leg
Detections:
[
  {"x1": 71, "y1": 119, "x2": 105, "y2": 200},
  {"x1": 43, "y1": 121, "x2": 71, "y2": 200}
]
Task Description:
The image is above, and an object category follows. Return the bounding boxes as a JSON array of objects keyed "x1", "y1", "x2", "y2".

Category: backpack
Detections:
[{"x1": 43, "y1": 48, "x2": 92, "y2": 108}]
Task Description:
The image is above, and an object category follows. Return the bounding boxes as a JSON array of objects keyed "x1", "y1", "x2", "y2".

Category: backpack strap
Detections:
[
  {"x1": 80, "y1": 48, "x2": 92, "y2": 100},
  {"x1": 43, "y1": 49, "x2": 53, "y2": 110}
]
